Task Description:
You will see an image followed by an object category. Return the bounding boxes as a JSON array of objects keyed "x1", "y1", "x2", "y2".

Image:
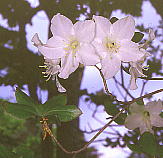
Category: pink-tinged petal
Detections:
[
  {"x1": 111, "y1": 16, "x2": 135, "y2": 40},
  {"x1": 31, "y1": 33, "x2": 42, "y2": 47},
  {"x1": 139, "y1": 124, "x2": 153, "y2": 134},
  {"x1": 129, "y1": 75, "x2": 138, "y2": 90},
  {"x1": 150, "y1": 114, "x2": 163, "y2": 127},
  {"x1": 92, "y1": 39, "x2": 107, "y2": 58},
  {"x1": 59, "y1": 53, "x2": 79, "y2": 79},
  {"x1": 118, "y1": 40, "x2": 144, "y2": 62},
  {"x1": 125, "y1": 113, "x2": 144, "y2": 130},
  {"x1": 101, "y1": 54, "x2": 121, "y2": 79},
  {"x1": 50, "y1": 13, "x2": 73, "y2": 40},
  {"x1": 38, "y1": 46, "x2": 65, "y2": 59},
  {"x1": 129, "y1": 65, "x2": 144, "y2": 90},
  {"x1": 93, "y1": 15, "x2": 111, "y2": 39},
  {"x1": 145, "y1": 100, "x2": 163, "y2": 115},
  {"x1": 78, "y1": 43, "x2": 100, "y2": 65},
  {"x1": 148, "y1": 28, "x2": 155, "y2": 41},
  {"x1": 38, "y1": 36, "x2": 66, "y2": 59},
  {"x1": 55, "y1": 75, "x2": 66, "y2": 93},
  {"x1": 74, "y1": 20, "x2": 95, "y2": 42},
  {"x1": 46, "y1": 36, "x2": 66, "y2": 47}
]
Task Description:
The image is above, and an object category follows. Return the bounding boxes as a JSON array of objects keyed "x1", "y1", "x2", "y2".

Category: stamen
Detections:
[
  {"x1": 45, "y1": 75, "x2": 52, "y2": 82},
  {"x1": 64, "y1": 39, "x2": 79, "y2": 54},
  {"x1": 39, "y1": 65, "x2": 47, "y2": 68},
  {"x1": 104, "y1": 38, "x2": 120, "y2": 53}
]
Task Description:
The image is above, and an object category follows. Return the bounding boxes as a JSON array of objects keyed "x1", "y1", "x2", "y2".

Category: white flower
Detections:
[
  {"x1": 129, "y1": 49, "x2": 151, "y2": 90},
  {"x1": 140, "y1": 28, "x2": 155, "y2": 49},
  {"x1": 92, "y1": 15, "x2": 144, "y2": 79},
  {"x1": 40, "y1": 58, "x2": 66, "y2": 93},
  {"x1": 31, "y1": 34, "x2": 66, "y2": 92},
  {"x1": 32, "y1": 13, "x2": 100, "y2": 79},
  {"x1": 129, "y1": 29, "x2": 155, "y2": 90},
  {"x1": 125, "y1": 100, "x2": 163, "y2": 134}
]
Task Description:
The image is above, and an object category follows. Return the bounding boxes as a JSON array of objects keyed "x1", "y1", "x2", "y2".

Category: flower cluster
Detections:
[
  {"x1": 32, "y1": 13, "x2": 154, "y2": 92},
  {"x1": 125, "y1": 100, "x2": 163, "y2": 134}
]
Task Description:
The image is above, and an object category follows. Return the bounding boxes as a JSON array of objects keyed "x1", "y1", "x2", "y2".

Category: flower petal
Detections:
[
  {"x1": 129, "y1": 74, "x2": 138, "y2": 90},
  {"x1": 145, "y1": 100, "x2": 163, "y2": 115},
  {"x1": 93, "y1": 15, "x2": 111, "y2": 39},
  {"x1": 125, "y1": 113, "x2": 143, "y2": 130},
  {"x1": 38, "y1": 36, "x2": 66, "y2": 59},
  {"x1": 78, "y1": 43, "x2": 100, "y2": 65},
  {"x1": 59, "y1": 53, "x2": 79, "y2": 79},
  {"x1": 38, "y1": 46, "x2": 65, "y2": 59},
  {"x1": 92, "y1": 39, "x2": 107, "y2": 58},
  {"x1": 148, "y1": 28, "x2": 155, "y2": 41},
  {"x1": 46, "y1": 36, "x2": 66, "y2": 47},
  {"x1": 150, "y1": 114, "x2": 163, "y2": 127},
  {"x1": 74, "y1": 20, "x2": 95, "y2": 42},
  {"x1": 118, "y1": 40, "x2": 144, "y2": 62},
  {"x1": 111, "y1": 16, "x2": 135, "y2": 40},
  {"x1": 139, "y1": 124, "x2": 153, "y2": 134},
  {"x1": 101, "y1": 54, "x2": 121, "y2": 79},
  {"x1": 55, "y1": 75, "x2": 66, "y2": 93},
  {"x1": 129, "y1": 102, "x2": 144, "y2": 113},
  {"x1": 50, "y1": 13, "x2": 73, "y2": 39},
  {"x1": 31, "y1": 33, "x2": 42, "y2": 47}
]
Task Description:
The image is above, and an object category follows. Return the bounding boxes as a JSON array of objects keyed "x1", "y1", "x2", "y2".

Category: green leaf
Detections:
[
  {"x1": 45, "y1": 105, "x2": 82, "y2": 122},
  {"x1": 35, "y1": 104, "x2": 47, "y2": 116},
  {"x1": 160, "y1": 112, "x2": 163, "y2": 118},
  {"x1": 0, "y1": 145, "x2": 17, "y2": 158},
  {"x1": 44, "y1": 95, "x2": 67, "y2": 110},
  {"x1": 156, "y1": 145, "x2": 163, "y2": 157},
  {"x1": 5, "y1": 102, "x2": 36, "y2": 119},
  {"x1": 104, "y1": 101, "x2": 126, "y2": 124},
  {"x1": 110, "y1": 17, "x2": 119, "y2": 24},
  {"x1": 132, "y1": 32, "x2": 144, "y2": 43},
  {"x1": 136, "y1": 99, "x2": 144, "y2": 105},
  {"x1": 47, "y1": 115, "x2": 61, "y2": 125},
  {"x1": 127, "y1": 143, "x2": 142, "y2": 153},
  {"x1": 15, "y1": 87, "x2": 35, "y2": 106},
  {"x1": 15, "y1": 145, "x2": 34, "y2": 158},
  {"x1": 139, "y1": 132, "x2": 157, "y2": 156}
]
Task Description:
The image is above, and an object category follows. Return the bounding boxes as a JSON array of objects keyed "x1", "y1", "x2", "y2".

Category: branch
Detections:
[
  {"x1": 40, "y1": 88, "x2": 163, "y2": 155},
  {"x1": 94, "y1": 65, "x2": 113, "y2": 96},
  {"x1": 40, "y1": 65, "x2": 163, "y2": 155},
  {"x1": 41, "y1": 109, "x2": 124, "y2": 154}
]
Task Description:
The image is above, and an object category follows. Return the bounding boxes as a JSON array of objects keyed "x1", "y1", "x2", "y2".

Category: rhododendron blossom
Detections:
[
  {"x1": 92, "y1": 15, "x2": 145, "y2": 79},
  {"x1": 125, "y1": 100, "x2": 163, "y2": 134},
  {"x1": 32, "y1": 33, "x2": 66, "y2": 92},
  {"x1": 129, "y1": 29, "x2": 155, "y2": 90},
  {"x1": 129, "y1": 49, "x2": 151, "y2": 90},
  {"x1": 32, "y1": 13, "x2": 100, "y2": 79}
]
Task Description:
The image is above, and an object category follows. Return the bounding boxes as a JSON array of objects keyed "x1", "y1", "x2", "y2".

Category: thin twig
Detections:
[
  {"x1": 140, "y1": 80, "x2": 147, "y2": 96},
  {"x1": 95, "y1": 65, "x2": 112, "y2": 96},
  {"x1": 40, "y1": 88, "x2": 163, "y2": 155},
  {"x1": 42, "y1": 109, "x2": 125, "y2": 154},
  {"x1": 113, "y1": 76, "x2": 134, "y2": 99}
]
